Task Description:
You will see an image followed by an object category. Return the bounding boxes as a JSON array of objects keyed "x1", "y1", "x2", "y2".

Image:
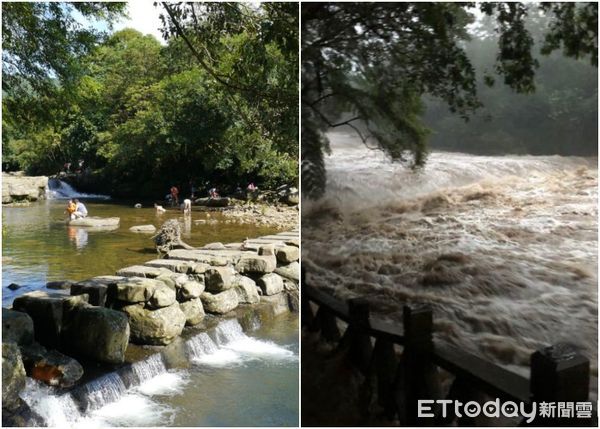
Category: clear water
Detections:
[
  {"x1": 2, "y1": 196, "x2": 279, "y2": 306},
  {"x1": 20, "y1": 314, "x2": 299, "y2": 427}
]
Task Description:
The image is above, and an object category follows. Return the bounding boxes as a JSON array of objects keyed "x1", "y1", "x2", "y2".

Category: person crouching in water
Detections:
[
  {"x1": 73, "y1": 198, "x2": 88, "y2": 219},
  {"x1": 65, "y1": 199, "x2": 77, "y2": 220}
]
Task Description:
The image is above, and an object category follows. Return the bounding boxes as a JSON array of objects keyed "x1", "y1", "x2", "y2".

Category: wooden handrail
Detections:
[{"x1": 303, "y1": 277, "x2": 592, "y2": 426}]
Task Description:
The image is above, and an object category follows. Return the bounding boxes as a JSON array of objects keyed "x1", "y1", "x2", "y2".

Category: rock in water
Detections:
[
  {"x1": 275, "y1": 246, "x2": 300, "y2": 263},
  {"x1": 2, "y1": 343, "x2": 26, "y2": 411},
  {"x1": 121, "y1": 302, "x2": 186, "y2": 346},
  {"x1": 46, "y1": 280, "x2": 74, "y2": 290},
  {"x1": 12, "y1": 292, "x2": 89, "y2": 349},
  {"x1": 233, "y1": 275, "x2": 260, "y2": 304},
  {"x1": 7, "y1": 283, "x2": 21, "y2": 291},
  {"x1": 257, "y1": 273, "x2": 284, "y2": 296},
  {"x1": 204, "y1": 266, "x2": 235, "y2": 292},
  {"x1": 274, "y1": 261, "x2": 300, "y2": 282},
  {"x1": 200, "y1": 289, "x2": 239, "y2": 314},
  {"x1": 2, "y1": 310, "x2": 34, "y2": 346},
  {"x1": 62, "y1": 305, "x2": 130, "y2": 364},
  {"x1": 178, "y1": 281, "x2": 204, "y2": 301},
  {"x1": 179, "y1": 298, "x2": 205, "y2": 326},
  {"x1": 236, "y1": 255, "x2": 277, "y2": 274},
  {"x1": 148, "y1": 285, "x2": 176, "y2": 309},
  {"x1": 20, "y1": 344, "x2": 83, "y2": 387},
  {"x1": 129, "y1": 224, "x2": 156, "y2": 233}
]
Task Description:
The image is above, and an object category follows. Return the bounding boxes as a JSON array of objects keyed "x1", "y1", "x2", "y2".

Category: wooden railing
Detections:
[{"x1": 302, "y1": 270, "x2": 595, "y2": 426}]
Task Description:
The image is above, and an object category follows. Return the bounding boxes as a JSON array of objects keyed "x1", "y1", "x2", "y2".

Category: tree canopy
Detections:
[
  {"x1": 301, "y1": 2, "x2": 598, "y2": 199},
  {"x1": 3, "y1": 2, "x2": 298, "y2": 198}
]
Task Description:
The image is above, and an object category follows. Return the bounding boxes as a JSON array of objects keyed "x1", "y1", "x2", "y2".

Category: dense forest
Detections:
[
  {"x1": 301, "y1": 3, "x2": 598, "y2": 199},
  {"x1": 3, "y1": 2, "x2": 298, "y2": 198},
  {"x1": 424, "y1": 12, "x2": 598, "y2": 156}
]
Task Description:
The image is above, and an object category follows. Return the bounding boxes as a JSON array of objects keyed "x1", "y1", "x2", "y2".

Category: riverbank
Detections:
[{"x1": 3, "y1": 227, "x2": 299, "y2": 426}]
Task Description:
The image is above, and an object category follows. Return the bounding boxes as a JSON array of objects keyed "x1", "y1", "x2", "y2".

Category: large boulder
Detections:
[
  {"x1": 20, "y1": 343, "x2": 83, "y2": 388},
  {"x1": 2, "y1": 173, "x2": 48, "y2": 204},
  {"x1": 179, "y1": 298, "x2": 205, "y2": 326},
  {"x1": 204, "y1": 266, "x2": 235, "y2": 293},
  {"x1": 236, "y1": 255, "x2": 277, "y2": 274},
  {"x1": 121, "y1": 302, "x2": 186, "y2": 346},
  {"x1": 275, "y1": 246, "x2": 299, "y2": 264},
  {"x1": 12, "y1": 291, "x2": 88, "y2": 348},
  {"x1": 257, "y1": 273, "x2": 284, "y2": 296},
  {"x1": 2, "y1": 343, "x2": 26, "y2": 411},
  {"x1": 232, "y1": 275, "x2": 260, "y2": 304},
  {"x1": 2, "y1": 310, "x2": 34, "y2": 346},
  {"x1": 62, "y1": 305, "x2": 130, "y2": 364},
  {"x1": 274, "y1": 261, "x2": 300, "y2": 282},
  {"x1": 200, "y1": 289, "x2": 239, "y2": 314},
  {"x1": 148, "y1": 284, "x2": 176, "y2": 309},
  {"x1": 178, "y1": 281, "x2": 204, "y2": 301}
]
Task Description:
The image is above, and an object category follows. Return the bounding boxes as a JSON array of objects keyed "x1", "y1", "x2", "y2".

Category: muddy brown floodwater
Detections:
[{"x1": 303, "y1": 132, "x2": 598, "y2": 395}]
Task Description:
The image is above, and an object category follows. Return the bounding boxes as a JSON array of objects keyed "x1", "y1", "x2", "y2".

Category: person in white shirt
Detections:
[{"x1": 73, "y1": 199, "x2": 88, "y2": 218}]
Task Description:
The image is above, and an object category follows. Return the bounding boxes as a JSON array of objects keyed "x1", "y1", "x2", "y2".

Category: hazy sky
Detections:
[{"x1": 114, "y1": 1, "x2": 164, "y2": 43}]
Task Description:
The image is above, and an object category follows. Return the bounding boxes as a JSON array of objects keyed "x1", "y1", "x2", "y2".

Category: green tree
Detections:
[{"x1": 302, "y1": 2, "x2": 598, "y2": 199}]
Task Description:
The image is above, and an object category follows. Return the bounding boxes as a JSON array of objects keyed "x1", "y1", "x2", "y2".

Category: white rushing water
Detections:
[
  {"x1": 303, "y1": 132, "x2": 598, "y2": 386},
  {"x1": 47, "y1": 178, "x2": 110, "y2": 200},
  {"x1": 20, "y1": 319, "x2": 296, "y2": 427}
]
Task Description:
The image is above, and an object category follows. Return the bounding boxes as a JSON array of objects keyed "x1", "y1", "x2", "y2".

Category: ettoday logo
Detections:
[{"x1": 418, "y1": 399, "x2": 594, "y2": 423}]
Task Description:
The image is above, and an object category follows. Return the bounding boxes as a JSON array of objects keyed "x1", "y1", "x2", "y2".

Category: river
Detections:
[
  {"x1": 302, "y1": 132, "x2": 598, "y2": 392},
  {"x1": 3, "y1": 181, "x2": 299, "y2": 426},
  {"x1": 2, "y1": 181, "x2": 278, "y2": 307}
]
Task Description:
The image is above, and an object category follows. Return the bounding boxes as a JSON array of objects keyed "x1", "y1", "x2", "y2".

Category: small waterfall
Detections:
[
  {"x1": 186, "y1": 332, "x2": 219, "y2": 359},
  {"x1": 76, "y1": 372, "x2": 127, "y2": 413},
  {"x1": 47, "y1": 178, "x2": 110, "y2": 200},
  {"x1": 19, "y1": 379, "x2": 83, "y2": 426},
  {"x1": 212, "y1": 319, "x2": 245, "y2": 346},
  {"x1": 132, "y1": 354, "x2": 167, "y2": 381}
]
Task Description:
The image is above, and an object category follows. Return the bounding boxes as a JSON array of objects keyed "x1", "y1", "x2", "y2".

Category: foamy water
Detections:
[
  {"x1": 20, "y1": 318, "x2": 298, "y2": 427},
  {"x1": 303, "y1": 132, "x2": 598, "y2": 388}
]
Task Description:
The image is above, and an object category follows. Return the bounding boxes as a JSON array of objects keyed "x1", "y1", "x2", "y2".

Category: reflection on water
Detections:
[
  {"x1": 67, "y1": 227, "x2": 89, "y2": 250},
  {"x1": 3, "y1": 200, "x2": 280, "y2": 306}
]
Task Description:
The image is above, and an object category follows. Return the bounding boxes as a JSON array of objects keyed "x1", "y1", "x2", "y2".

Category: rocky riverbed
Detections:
[
  {"x1": 221, "y1": 203, "x2": 299, "y2": 229},
  {"x1": 2, "y1": 229, "x2": 299, "y2": 426}
]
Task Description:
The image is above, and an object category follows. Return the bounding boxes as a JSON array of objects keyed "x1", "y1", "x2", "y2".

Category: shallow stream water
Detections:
[
  {"x1": 2, "y1": 185, "x2": 279, "y2": 306},
  {"x1": 303, "y1": 132, "x2": 598, "y2": 390},
  {"x1": 3, "y1": 182, "x2": 298, "y2": 426},
  {"x1": 21, "y1": 314, "x2": 299, "y2": 427}
]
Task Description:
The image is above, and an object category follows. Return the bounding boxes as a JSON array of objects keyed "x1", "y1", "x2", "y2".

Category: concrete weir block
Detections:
[
  {"x1": 144, "y1": 259, "x2": 192, "y2": 274},
  {"x1": 236, "y1": 255, "x2": 277, "y2": 274},
  {"x1": 116, "y1": 265, "x2": 169, "y2": 279},
  {"x1": 11, "y1": 291, "x2": 89, "y2": 348},
  {"x1": 71, "y1": 276, "x2": 126, "y2": 306}
]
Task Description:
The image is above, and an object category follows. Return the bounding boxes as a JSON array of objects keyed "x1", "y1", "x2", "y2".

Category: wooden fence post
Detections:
[
  {"x1": 315, "y1": 307, "x2": 341, "y2": 342},
  {"x1": 371, "y1": 338, "x2": 399, "y2": 420},
  {"x1": 397, "y1": 304, "x2": 442, "y2": 426},
  {"x1": 300, "y1": 267, "x2": 315, "y2": 328},
  {"x1": 341, "y1": 297, "x2": 373, "y2": 374},
  {"x1": 529, "y1": 342, "x2": 591, "y2": 426}
]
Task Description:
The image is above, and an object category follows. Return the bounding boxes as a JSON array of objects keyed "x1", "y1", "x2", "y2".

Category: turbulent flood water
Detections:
[{"x1": 303, "y1": 132, "x2": 598, "y2": 388}]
